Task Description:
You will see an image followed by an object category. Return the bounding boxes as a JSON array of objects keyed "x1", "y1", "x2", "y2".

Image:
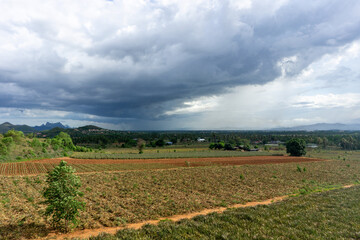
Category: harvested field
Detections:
[
  {"x1": 1, "y1": 159, "x2": 360, "y2": 239},
  {"x1": 75, "y1": 185, "x2": 360, "y2": 240},
  {"x1": 0, "y1": 156, "x2": 325, "y2": 176}
]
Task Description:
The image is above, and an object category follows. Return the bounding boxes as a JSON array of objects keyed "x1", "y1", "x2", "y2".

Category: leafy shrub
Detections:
[
  {"x1": 42, "y1": 160, "x2": 85, "y2": 232},
  {"x1": 2, "y1": 137, "x2": 14, "y2": 147},
  {"x1": 224, "y1": 143, "x2": 234, "y2": 150},
  {"x1": 4, "y1": 130, "x2": 24, "y2": 143},
  {"x1": 0, "y1": 142, "x2": 8, "y2": 155},
  {"x1": 31, "y1": 138, "x2": 42, "y2": 148}
]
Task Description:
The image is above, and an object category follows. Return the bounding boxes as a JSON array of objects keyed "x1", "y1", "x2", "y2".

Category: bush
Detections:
[
  {"x1": 224, "y1": 143, "x2": 234, "y2": 150},
  {"x1": 2, "y1": 137, "x2": 14, "y2": 147},
  {"x1": 56, "y1": 132, "x2": 76, "y2": 151},
  {"x1": 286, "y1": 138, "x2": 306, "y2": 156},
  {"x1": 4, "y1": 130, "x2": 24, "y2": 143},
  {"x1": 31, "y1": 138, "x2": 42, "y2": 148},
  {"x1": 155, "y1": 139, "x2": 165, "y2": 147},
  {"x1": 243, "y1": 144, "x2": 251, "y2": 151},
  {"x1": 137, "y1": 139, "x2": 145, "y2": 154},
  {"x1": 42, "y1": 160, "x2": 85, "y2": 232},
  {"x1": 0, "y1": 142, "x2": 8, "y2": 156},
  {"x1": 209, "y1": 142, "x2": 225, "y2": 150}
]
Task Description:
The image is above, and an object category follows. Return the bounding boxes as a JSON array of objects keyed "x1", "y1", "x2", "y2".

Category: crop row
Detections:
[
  {"x1": 0, "y1": 162, "x2": 60, "y2": 175},
  {"x1": 0, "y1": 162, "x2": 176, "y2": 175}
]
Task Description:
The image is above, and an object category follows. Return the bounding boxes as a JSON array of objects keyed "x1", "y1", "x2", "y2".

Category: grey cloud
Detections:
[{"x1": 0, "y1": 0, "x2": 360, "y2": 127}]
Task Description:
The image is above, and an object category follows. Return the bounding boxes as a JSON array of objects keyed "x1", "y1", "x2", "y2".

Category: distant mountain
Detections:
[
  {"x1": 0, "y1": 122, "x2": 71, "y2": 134},
  {"x1": 0, "y1": 122, "x2": 35, "y2": 133},
  {"x1": 42, "y1": 125, "x2": 107, "y2": 138},
  {"x1": 272, "y1": 123, "x2": 360, "y2": 131},
  {"x1": 77, "y1": 125, "x2": 103, "y2": 130},
  {"x1": 33, "y1": 122, "x2": 70, "y2": 131}
]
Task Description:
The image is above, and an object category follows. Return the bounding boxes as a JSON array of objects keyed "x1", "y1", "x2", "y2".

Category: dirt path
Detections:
[
  {"x1": 44, "y1": 196, "x2": 288, "y2": 240},
  {"x1": 42, "y1": 183, "x2": 355, "y2": 240}
]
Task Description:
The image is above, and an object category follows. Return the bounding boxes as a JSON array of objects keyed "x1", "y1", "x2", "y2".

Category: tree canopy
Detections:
[{"x1": 286, "y1": 138, "x2": 306, "y2": 156}]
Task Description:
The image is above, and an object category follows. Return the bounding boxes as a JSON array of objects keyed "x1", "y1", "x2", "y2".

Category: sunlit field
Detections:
[{"x1": 1, "y1": 150, "x2": 360, "y2": 239}]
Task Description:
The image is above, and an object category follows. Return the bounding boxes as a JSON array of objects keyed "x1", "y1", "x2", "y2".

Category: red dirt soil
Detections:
[
  {"x1": 0, "y1": 156, "x2": 327, "y2": 176},
  {"x1": 31, "y1": 155, "x2": 325, "y2": 166}
]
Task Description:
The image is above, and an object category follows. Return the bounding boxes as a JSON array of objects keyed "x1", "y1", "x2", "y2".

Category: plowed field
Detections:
[{"x1": 0, "y1": 156, "x2": 326, "y2": 176}]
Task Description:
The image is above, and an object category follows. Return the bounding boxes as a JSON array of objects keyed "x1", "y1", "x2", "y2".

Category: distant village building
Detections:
[
  {"x1": 197, "y1": 138, "x2": 206, "y2": 142},
  {"x1": 306, "y1": 143, "x2": 318, "y2": 148},
  {"x1": 269, "y1": 140, "x2": 284, "y2": 144},
  {"x1": 166, "y1": 142, "x2": 173, "y2": 145},
  {"x1": 265, "y1": 144, "x2": 279, "y2": 147}
]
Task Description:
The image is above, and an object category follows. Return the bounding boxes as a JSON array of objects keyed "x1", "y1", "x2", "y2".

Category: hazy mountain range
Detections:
[
  {"x1": 0, "y1": 122, "x2": 69, "y2": 133},
  {"x1": 1, "y1": 122, "x2": 360, "y2": 134},
  {"x1": 272, "y1": 123, "x2": 360, "y2": 131},
  {"x1": 33, "y1": 122, "x2": 70, "y2": 131}
]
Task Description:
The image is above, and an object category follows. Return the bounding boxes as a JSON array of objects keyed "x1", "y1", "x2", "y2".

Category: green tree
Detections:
[
  {"x1": 243, "y1": 144, "x2": 251, "y2": 151},
  {"x1": 2, "y1": 136, "x2": 14, "y2": 147},
  {"x1": 31, "y1": 138, "x2": 42, "y2": 148},
  {"x1": 55, "y1": 132, "x2": 76, "y2": 151},
  {"x1": 137, "y1": 138, "x2": 145, "y2": 154},
  {"x1": 4, "y1": 130, "x2": 24, "y2": 143},
  {"x1": 0, "y1": 142, "x2": 8, "y2": 156},
  {"x1": 224, "y1": 143, "x2": 234, "y2": 150},
  {"x1": 42, "y1": 160, "x2": 85, "y2": 232},
  {"x1": 286, "y1": 138, "x2": 306, "y2": 156},
  {"x1": 155, "y1": 139, "x2": 165, "y2": 147}
]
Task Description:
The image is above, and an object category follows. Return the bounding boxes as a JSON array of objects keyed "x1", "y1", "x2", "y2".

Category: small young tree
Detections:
[
  {"x1": 137, "y1": 138, "x2": 145, "y2": 154},
  {"x1": 286, "y1": 138, "x2": 306, "y2": 156},
  {"x1": 42, "y1": 160, "x2": 85, "y2": 232}
]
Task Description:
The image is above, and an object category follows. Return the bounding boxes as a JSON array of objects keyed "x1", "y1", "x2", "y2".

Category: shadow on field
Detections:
[{"x1": 0, "y1": 223, "x2": 49, "y2": 240}]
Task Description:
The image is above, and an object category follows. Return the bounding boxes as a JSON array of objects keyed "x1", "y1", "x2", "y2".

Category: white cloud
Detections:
[
  {"x1": 175, "y1": 39, "x2": 360, "y2": 129},
  {"x1": 292, "y1": 93, "x2": 360, "y2": 109},
  {"x1": 164, "y1": 97, "x2": 218, "y2": 115}
]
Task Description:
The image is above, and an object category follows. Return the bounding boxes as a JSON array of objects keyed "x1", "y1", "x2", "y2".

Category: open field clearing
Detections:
[
  {"x1": 88, "y1": 185, "x2": 360, "y2": 240},
  {"x1": 0, "y1": 156, "x2": 324, "y2": 176},
  {"x1": 71, "y1": 149, "x2": 278, "y2": 159},
  {"x1": 306, "y1": 149, "x2": 360, "y2": 161},
  {"x1": 1, "y1": 157, "x2": 360, "y2": 239}
]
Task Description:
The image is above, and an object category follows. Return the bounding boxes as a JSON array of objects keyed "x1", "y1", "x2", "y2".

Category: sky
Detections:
[{"x1": 0, "y1": 0, "x2": 360, "y2": 130}]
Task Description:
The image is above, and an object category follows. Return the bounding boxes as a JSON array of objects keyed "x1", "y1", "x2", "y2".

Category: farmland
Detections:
[
  {"x1": 0, "y1": 155, "x2": 323, "y2": 176},
  {"x1": 71, "y1": 148, "x2": 275, "y2": 159},
  {"x1": 1, "y1": 152, "x2": 360, "y2": 239},
  {"x1": 89, "y1": 185, "x2": 360, "y2": 240},
  {"x1": 2, "y1": 129, "x2": 360, "y2": 239}
]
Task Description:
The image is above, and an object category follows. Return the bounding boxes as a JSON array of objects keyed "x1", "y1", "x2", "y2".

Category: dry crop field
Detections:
[
  {"x1": 0, "y1": 156, "x2": 322, "y2": 176},
  {"x1": 1, "y1": 152, "x2": 360, "y2": 239}
]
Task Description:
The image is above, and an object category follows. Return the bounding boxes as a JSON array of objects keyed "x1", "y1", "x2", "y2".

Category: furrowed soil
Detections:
[
  {"x1": 1, "y1": 158, "x2": 360, "y2": 239},
  {"x1": 43, "y1": 184, "x2": 356, "y2": 240},
  {"x1": 49, "y1": 194, "x2": 290, "y2": 240},
  {"x1": 0, "y1": 156, "x2": 325, "y2": 176},
  {"x1": 32, "y1": 156, "x2": 323, "y2": 165},
  {"x1": 75, "y1": 185, "x2": 360, "y2": 240}
]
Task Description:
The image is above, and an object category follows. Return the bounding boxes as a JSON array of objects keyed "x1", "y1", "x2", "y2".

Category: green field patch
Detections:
[{"x1": 71, "y1": 150, "x2": 276, "y2": 159}]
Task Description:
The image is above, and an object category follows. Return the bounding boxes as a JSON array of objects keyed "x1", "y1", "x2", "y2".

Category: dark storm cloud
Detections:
[{"x1": 0, "y1": 0, "x2": 360, "y2": 124}]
